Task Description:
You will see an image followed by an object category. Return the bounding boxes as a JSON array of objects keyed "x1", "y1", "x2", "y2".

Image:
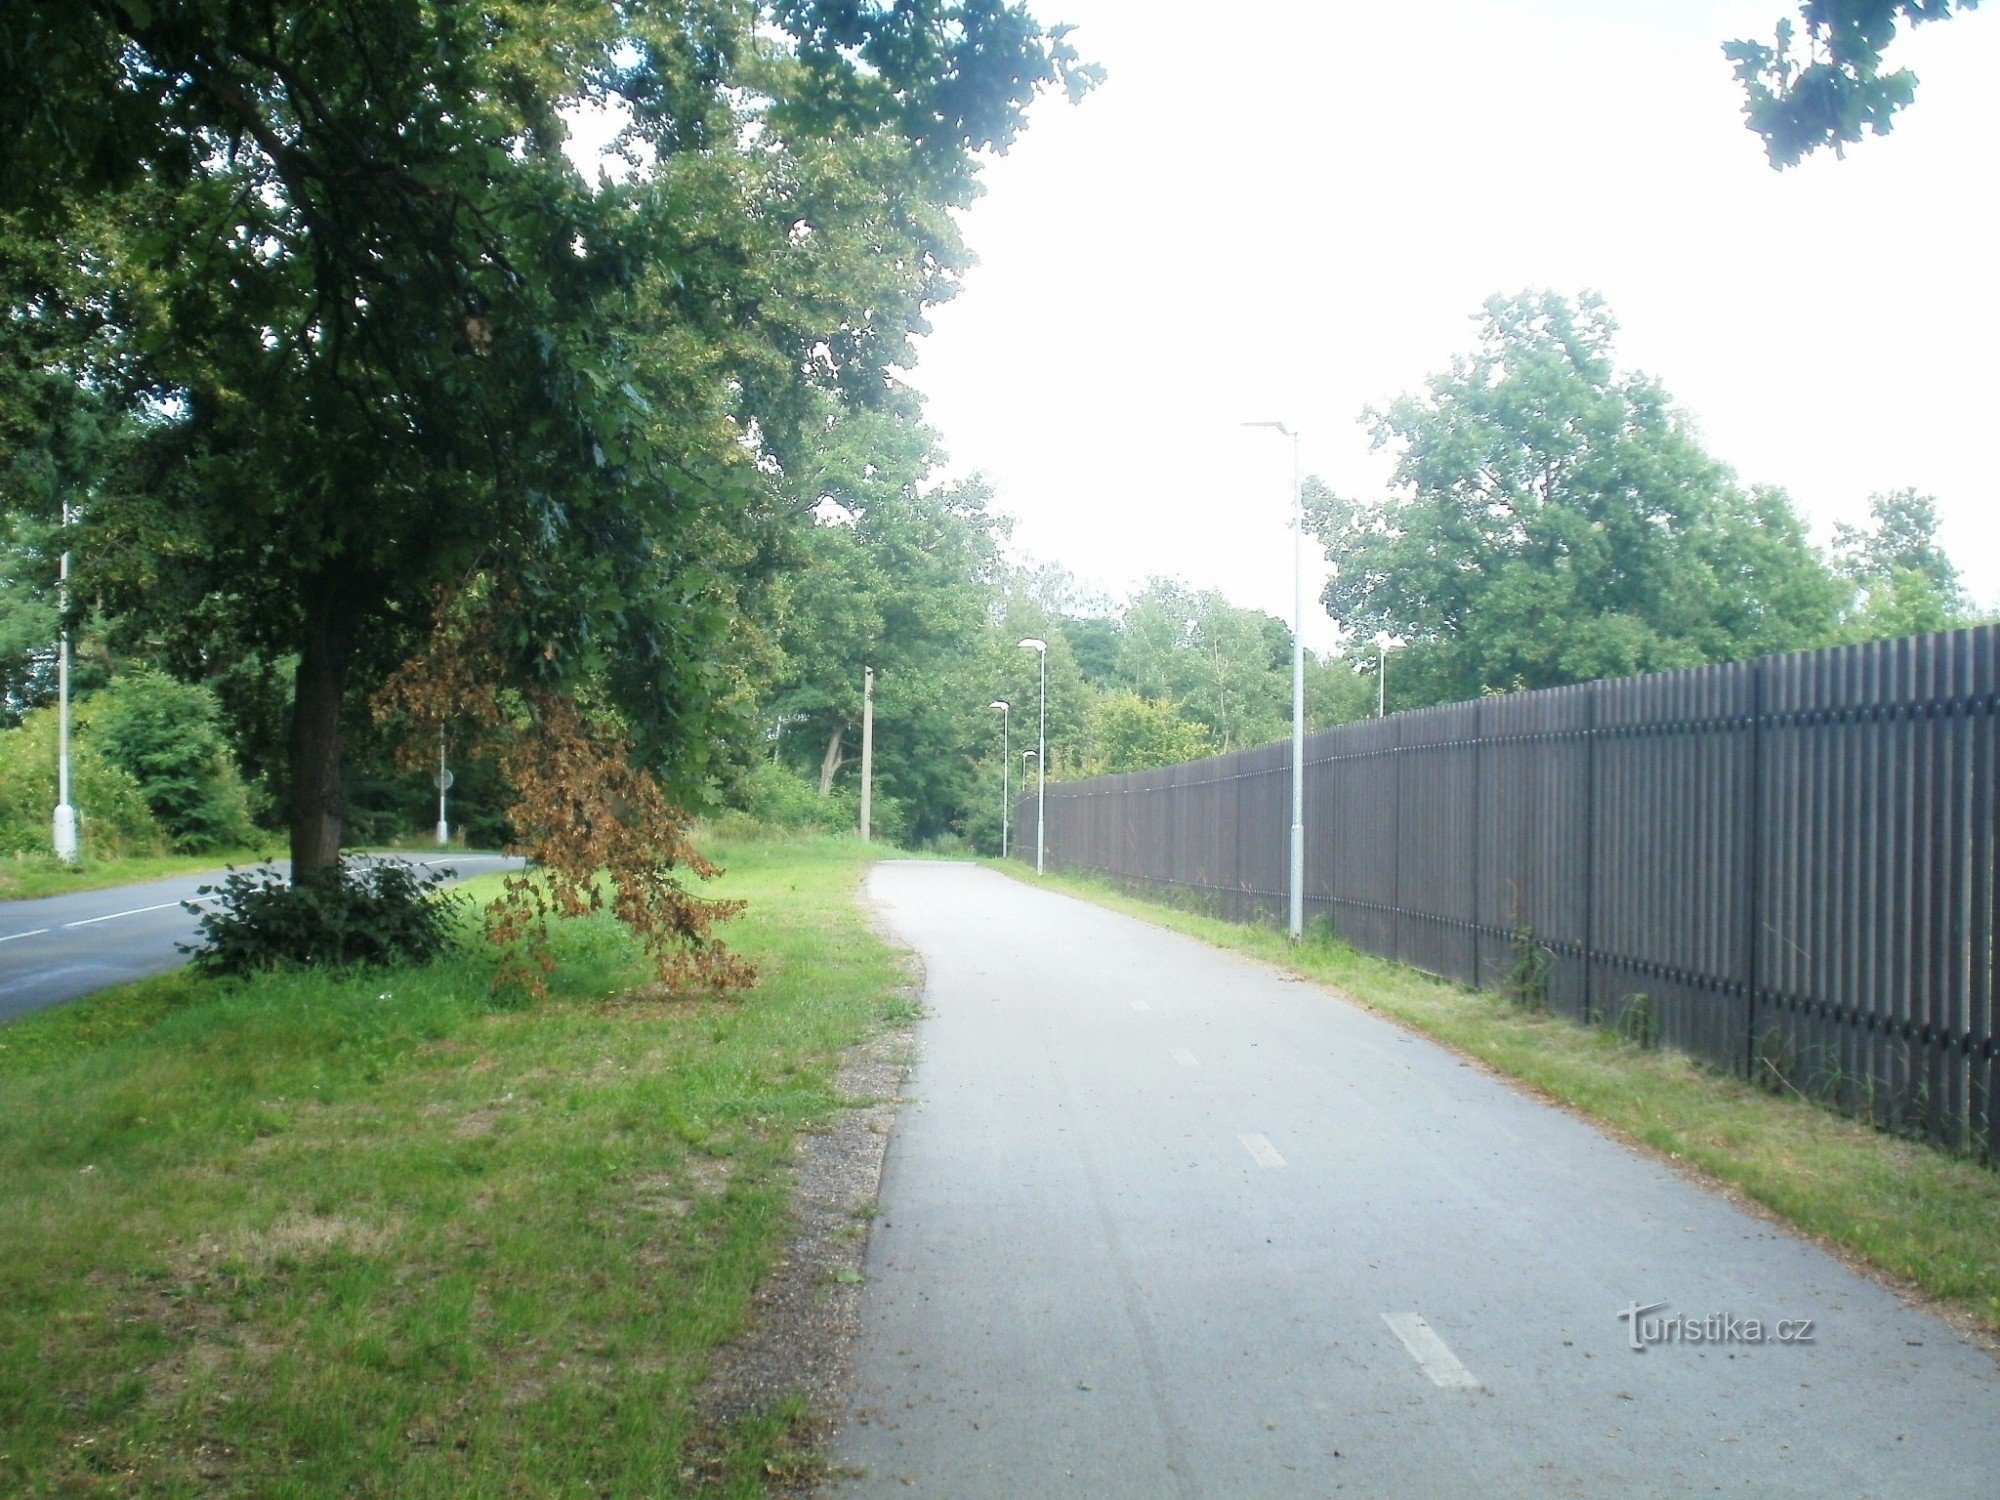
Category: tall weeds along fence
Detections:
[{"x1": 1017, "y1": 627, "x2": 2000, "y2": 1159}]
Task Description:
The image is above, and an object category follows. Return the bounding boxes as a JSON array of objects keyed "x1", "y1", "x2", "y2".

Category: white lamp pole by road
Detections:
[
  {"x1": 1244, "y1": 421, "x2": 1305, "y2": 941},
  {"x1": 435, "y1": 726, "x2": 453, "y2": 846},
  {"x1": 989, "y1": 700, "x2": 1010, "y2": 858},
  {"x1": 1017, "y1": 638, "x2": 1047, "y2": 874},
  {"x1": 52, "y1": 502, "x2": 77, "y2": 864}
]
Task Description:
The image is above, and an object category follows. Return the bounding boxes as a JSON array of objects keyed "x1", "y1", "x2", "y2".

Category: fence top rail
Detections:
[{"x1": 1030, "y1": 623, "x2": 2000, "y2": 803}]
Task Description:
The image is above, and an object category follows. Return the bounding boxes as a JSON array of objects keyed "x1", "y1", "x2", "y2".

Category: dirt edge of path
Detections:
[{"x1": 690, "y1": 893, "x2": 923, "y2": 1493}]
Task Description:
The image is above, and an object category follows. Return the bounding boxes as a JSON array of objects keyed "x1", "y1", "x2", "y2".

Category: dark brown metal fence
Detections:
[{"x1": 1015, "y1": 626, "x2": 2000, "y2": 1159}]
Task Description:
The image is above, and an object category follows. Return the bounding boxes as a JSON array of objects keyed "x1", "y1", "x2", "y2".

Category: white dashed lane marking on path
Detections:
[
  {"x1": 0, "y1": 928, "x2": 50, "y2": 943},
  {"x1": 1238, "y1": 1133, "x2": 1286, "y2": 1168},
  {"x1": 1171, "y1": 1047, "x2": 1198, "y2": 1067},
  {"x1": 1382, "y1": 1312, "x2": 1482, "y2": 1389}
]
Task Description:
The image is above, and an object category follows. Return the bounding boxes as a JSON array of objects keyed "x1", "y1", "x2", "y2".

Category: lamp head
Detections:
[
  {"x1": 1017, "y1": 637, "x2": 1047, "y2": 653},
  {"x1": 989, "y1": 700, "x2": 1009, "y2": 711},
  {"x1": 1242, "y1": 419, "x2": 1295, "y2": 438}
]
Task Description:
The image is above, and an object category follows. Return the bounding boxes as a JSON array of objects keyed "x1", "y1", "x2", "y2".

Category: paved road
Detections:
[
  {"x1": 836, "y1": 862, "x2": 2000, "y2": 1498},
  {"x1": 0, "y1": 853, "x2": 522, "y2": 1022}
]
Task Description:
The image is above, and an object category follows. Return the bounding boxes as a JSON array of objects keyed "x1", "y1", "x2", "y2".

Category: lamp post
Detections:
[
  {"x1": 1244, "y1": 421, "x2": 1305, "y2": 941},
  {"x1": 1018, "y1": 638, "x2": 1047, "y2": 874},
  {"x1": 989, "y1": 700, "x2": 1010, "y2": 858},
  {"x1": 52, "y1": 502, "x2": 77, "y2": 864},
  {"x1": 1024, "y1": 752, "x2": 1040, "y2": 856},
  {"x1": 435, "y1": 726, "x2": 452, "y2": 846},
  {"x1": 1377, "y1": 634, "x2": 1390, "y2": 719}
]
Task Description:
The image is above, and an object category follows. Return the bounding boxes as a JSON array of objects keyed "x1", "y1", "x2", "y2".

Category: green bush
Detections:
[
  {"x1": 84, "y1": 668, "x2": 259, "y2": 852},
  {"x1": 183, "y1": 859, "x2": 466, "y2": 974},
  {"x1": 0, "y1": 706, "x2": 168, "y2": 858},
  {"x1": 737, "y1": 761, "x2": 860, "y2": 833}
]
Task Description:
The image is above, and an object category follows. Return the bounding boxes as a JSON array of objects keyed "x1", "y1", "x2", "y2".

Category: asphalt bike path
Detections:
[{"x1": 834, "y1": 861, "x2": 2000, "y2": 1497}]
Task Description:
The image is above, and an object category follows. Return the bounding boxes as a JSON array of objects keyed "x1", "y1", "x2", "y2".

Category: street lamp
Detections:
[
  {"x1": 1244, "y1": 421, "x2": 1305, "y2": 941},
  {"x1": 988, "y1": 701, "x2": 1010, "y2": 858},
  {"x1": 1018, "y1": 639, "x2": 1047, "y2": 874},
  {"x1": 51, "y1": 502, "x2": 77, "y2": 864},
  {"x1": 435, "y1": 726, "x2": 453, "y2": 846}
]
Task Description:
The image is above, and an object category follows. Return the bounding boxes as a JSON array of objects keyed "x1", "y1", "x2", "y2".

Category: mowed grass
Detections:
[
  {"x1": 997, "y1": 862, "x2": 2000, "y2": 1338},
  {"x1": 0, "y1": 835, "x2": 901, "y2": 1497},
  {"x1": 0, "y1": 848, "x2": 280, "y2": 902}
]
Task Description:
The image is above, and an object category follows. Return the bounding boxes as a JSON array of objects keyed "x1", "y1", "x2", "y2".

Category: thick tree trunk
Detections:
[
  {"x1": 289, "y1": 582, "x2": 355, "y2": 885},
  {"x1": 818, "y1": 725, "x2": 848, "y2": 798}
]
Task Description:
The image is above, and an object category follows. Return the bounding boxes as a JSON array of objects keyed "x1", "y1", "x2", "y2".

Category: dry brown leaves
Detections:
[{"x1": 375, "y1": 602, "x2": 754, "y2": 999}]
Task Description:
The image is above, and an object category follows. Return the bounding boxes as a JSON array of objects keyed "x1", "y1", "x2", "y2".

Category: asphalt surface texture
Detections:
[
  {"x1": 0, "y1": 852, "x2": 522, "y2": 1022},
  {"x1": 835, "y1": 860, "x2": 2000, "y2": 1498}
]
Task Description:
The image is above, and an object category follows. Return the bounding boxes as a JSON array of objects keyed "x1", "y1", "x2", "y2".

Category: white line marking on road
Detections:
[
  {"x1": 0, "y1": 928, "x2": 51, "y2": 943},
  {"x1": 1171, "y1": 1047, "x2": 1198, "y2": 1067},
  {"x1": 64, "y1": 901, "x2": 184, "y2": 928},
  {"x1": 1130, "y1": 999, "x2": 1151, "y2": 1012},
  {"x1": 1239, "y1": 1133, "x2": 1286, "y2": 1168},
  {"x1": 1382, "y1": 1313, "x2": 1482, "y2": 1389}
]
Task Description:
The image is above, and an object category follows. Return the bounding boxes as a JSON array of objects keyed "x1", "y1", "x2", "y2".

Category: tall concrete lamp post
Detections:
[
  {"x1": 1244, "y1": 421, "x2": 1305, "y2": 941},
  {"x1": 989, "y1": 700, "x2": 1010, "y2": 858},
  {"x1": 1017, "y1": 639, "x2": 1047, "y2": 874},
  {"x1": 52, "y1": 503, "x2": 77, "y2": 864}
]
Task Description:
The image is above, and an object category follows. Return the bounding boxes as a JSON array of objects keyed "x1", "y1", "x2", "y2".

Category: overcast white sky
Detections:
[{"x1": 902, "y1": 0, "x2": 1999, "y2": 648}]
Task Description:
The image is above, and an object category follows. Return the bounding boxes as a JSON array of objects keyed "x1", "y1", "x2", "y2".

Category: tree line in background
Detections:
[
  {"x1": 743, "y1": 293, "x2": 1976, "y2": 855},
  {"x1": 4, "y1": 285, "x2": 1979, "y2": 869}
]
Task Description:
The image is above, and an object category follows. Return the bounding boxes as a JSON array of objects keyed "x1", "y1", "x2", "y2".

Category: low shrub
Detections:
[{"x1": 183, "y1": 859, "x2": 466, "y2": 975}]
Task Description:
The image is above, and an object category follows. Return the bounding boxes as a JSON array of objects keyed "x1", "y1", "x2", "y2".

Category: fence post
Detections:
[
  {"x1": 1392, "y1": 712, "x2": 1403, "y2": 964},
  {"x1": 1471, "y1": 697, "x2": 1483, "y2": 989},
  {"x1": 1583, "y1": 684, "x2": 1597, "y2": 1025},
  {"x1": 1745, "y1": 655, "x2": 1766, "y2": 1079}
]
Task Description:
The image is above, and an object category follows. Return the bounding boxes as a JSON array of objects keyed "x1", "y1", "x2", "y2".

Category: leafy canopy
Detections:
[
  {"x1": 1307, "y1": 292, "x2": 1845, "y2": 702},
  {"x1": 1726, "y1": 1, "x2": 1982, "y2": 167},
  {"x1": 0, "y1": 0, "x2": 1095, "y2": 897}
]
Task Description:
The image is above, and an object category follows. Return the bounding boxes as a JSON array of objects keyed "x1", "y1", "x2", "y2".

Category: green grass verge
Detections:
[
  {"x1": 0, "y1": 848, "x2": 281, "y2": 902},
  {"x1": 0, "y1": 834, "x2": 901, "y2": 1496},
  {"x1": 991, "y1": 861, "x2": 2000, "y2": 1339}
]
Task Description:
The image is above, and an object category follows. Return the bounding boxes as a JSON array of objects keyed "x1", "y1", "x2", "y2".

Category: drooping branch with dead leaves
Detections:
[{"x1": 375, "y1": 605, "x2": 753, "y2": 998}]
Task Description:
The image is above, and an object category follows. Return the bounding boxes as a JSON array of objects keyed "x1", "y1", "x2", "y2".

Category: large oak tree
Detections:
[{"x1": 0, "y1": 1, "x2": 1094, "y2": 881}]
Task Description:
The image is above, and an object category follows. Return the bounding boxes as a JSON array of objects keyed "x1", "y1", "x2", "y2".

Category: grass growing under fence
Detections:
[
  {"x1": 993, "y1": 860, "x2": 2000, "y2": 1340},
  {"x1": 0, "y1": 835, "x2": 901, "y2": 1497}
]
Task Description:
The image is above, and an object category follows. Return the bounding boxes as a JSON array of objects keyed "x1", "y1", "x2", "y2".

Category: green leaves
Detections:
[
  {"x1": 1308, "y1": 291, "x2": 1846, "y2": 702},
  {"x1": 1725, "y1": 2, "x2": 1978, "y2": 168},
  {"x1": 2, "y1": 0, "x2": 1093, "y2": 867}
]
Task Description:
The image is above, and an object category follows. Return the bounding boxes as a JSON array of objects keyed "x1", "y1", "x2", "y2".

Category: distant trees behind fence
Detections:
[{"x1": 1017, "y1": 625, "x2": 2000, "y2": 1161}]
